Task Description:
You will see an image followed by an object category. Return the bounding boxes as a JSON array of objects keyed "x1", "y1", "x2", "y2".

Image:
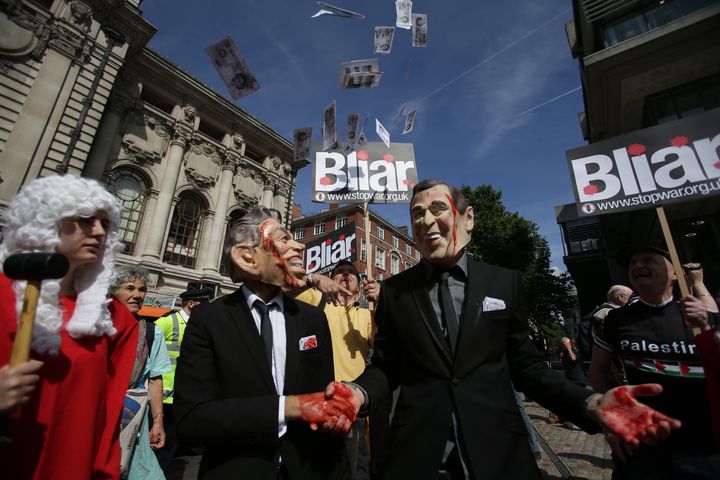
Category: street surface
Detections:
[{"x1": 166, "y1": 400, "x2": 614, "y2": 479}]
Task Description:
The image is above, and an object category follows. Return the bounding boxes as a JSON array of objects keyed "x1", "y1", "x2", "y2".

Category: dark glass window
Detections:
[
  {"x1": 642, "y1": 75, "x2": 720, "y2": 126},
  {"x1": 566, "y1": 217, "x2": 602, "y2": 254},
  {"x1": 601, "y1": 0, "x2": 715, "y2": 48},
  {"x1": 164, "y1": 193, "x2": 205, "y2": 268},
  {"x1": 106, "y1": 169, "x2": 147, "y2": 254}
]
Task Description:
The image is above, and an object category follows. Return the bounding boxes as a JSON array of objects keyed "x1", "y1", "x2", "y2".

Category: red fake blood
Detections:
[
  {"x1": 402, "y1": 179, "x2": 411, "y2": 185},
  {"x1": 320, "y1": 177, "x2": 332, "y2": 186},
  {"x1": 601, "y1": 386, "x2": 667, "y2": 444},
  {"x1": 326, "y1": 239, "x2": 332, "y2": 245},
  {"x1": 357, "y1": 150, "x2": 368, "y2": 160},
  {"x1": 627, "y1": 144, "x2": 646, "y2": 156},
  {"x1": 714, "y1": 162, "x2": 720, "y2": 170},
  {"x1": 339, "y1": 234, "x2": 345, "y2": 240},
  {"x1": 384, "y1": 154, "x2": 394, "y2": 162},
  {"x1": 298, "y1": 382, "x2": 357, "y2": 426},
  {"x1": 445, "y1": 193, "x2": 458, "y2": 258},
  {"x1": 670, "y1": 136, "x2": 688, "y2": 147},
  {"x1": 259, "y1": 220, "x2": 301, "y2": 289},
  {"x1": 583, "y1": 184, "x2": 599, "y2": 195},
  {"x1": 308, "y1": 261, "x2": 316, "y2": 270}
]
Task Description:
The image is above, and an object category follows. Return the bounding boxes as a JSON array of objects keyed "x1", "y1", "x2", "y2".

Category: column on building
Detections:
[
  {"x1": 82, "y1": 96, "x2": 129, "y2": 179},
  {"x1": 140, "y1": 107, "x2": 195, "y2": 263},
  {"x1": 260, "y1": 176, "x2": 275, "y2": 208},
  {"x1": 201, "y1": 151, "x2": 241, "y2": 274}
]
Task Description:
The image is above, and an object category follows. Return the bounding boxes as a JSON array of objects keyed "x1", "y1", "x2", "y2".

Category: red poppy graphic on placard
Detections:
[
  {"x1": 339, "y1": 234, "x2": 345, "y2": 241},
  {"x1": 627, "y1": 144, "x2": 646, "y2": 156},
  {"x1": 583, "y1": 184, "x2": 599, "y2": 195},
  {"x1": 357, "y1": 150, "x2": 368, "y2": 160},
  {"x1": 319, "y1": 176, "x2": 331, "y2": 185},
  {"x1": 384, "y1": 154, "x2": 394, "y2": 162},
  {"x1": 670, "y1": 136, "x2": 688, "y2": 147}
]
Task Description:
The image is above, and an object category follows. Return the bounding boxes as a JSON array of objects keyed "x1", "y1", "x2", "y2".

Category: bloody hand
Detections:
[
  {"x1": 297, "y1": 382, "x2": 357, "y2": 432},
  {"x1": 592, "y1": 384, "x2": 681, "y2": 447}
]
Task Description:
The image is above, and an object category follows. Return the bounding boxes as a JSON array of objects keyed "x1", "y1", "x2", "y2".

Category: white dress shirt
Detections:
[{"x1": 242, "y1": 285, "x2": 288, "y2": 437}]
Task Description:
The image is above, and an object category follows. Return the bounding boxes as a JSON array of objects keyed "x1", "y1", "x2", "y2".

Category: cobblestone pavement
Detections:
[
  {"x1": 525, "y1": 400, "x2": 614, "y2": 480},
  {"x1": 167, "y1": 401, "x2": 615, "y2": 480}
]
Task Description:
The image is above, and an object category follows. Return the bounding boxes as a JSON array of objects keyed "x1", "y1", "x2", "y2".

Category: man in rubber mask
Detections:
[{"x1": 174, "y1": 206, "x2": 355, "y2": 479}]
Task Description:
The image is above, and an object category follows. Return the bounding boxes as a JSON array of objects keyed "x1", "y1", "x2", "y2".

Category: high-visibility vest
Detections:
[{"x1": 155, "y1": 311, "x2": 187, "y2": 404}]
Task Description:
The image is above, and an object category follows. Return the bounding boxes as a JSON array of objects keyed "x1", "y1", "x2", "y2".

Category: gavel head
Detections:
[{"x1": 3, "y1": 253, "x2": 69, "y2": 281}]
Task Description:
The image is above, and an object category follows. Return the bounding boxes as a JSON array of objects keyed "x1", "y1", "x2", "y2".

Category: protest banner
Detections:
[
  {"x1": 312, "y1": 142, "x2": 418, "y2": 204},
  {"x1": 566, "y1": 108, "x2": 720, "y2": 317},
  {"x1": 304, "y1": 222, "x2": 357, "y2": 275},
  {"x1": 566, "y1": 109, "x2": 720, "y2": 217}
]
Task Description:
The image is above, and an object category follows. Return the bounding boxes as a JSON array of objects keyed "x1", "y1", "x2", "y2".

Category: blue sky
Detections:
[{"x1": 140, "y1": 0, "x2": 587, "y2": 268}]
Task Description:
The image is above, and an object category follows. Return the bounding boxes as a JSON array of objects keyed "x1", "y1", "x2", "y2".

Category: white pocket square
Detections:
[{"x1": 482, "y1": 296, "x2": 506, "y2": 312}]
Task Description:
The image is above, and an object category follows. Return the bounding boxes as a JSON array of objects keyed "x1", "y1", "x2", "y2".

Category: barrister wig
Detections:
[{"x1": 0, "y1": 175, "x2": 122, "y2": 355}]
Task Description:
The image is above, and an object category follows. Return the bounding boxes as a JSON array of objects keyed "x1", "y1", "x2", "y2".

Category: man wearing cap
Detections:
[
  {"x1": 295, "y1": 260, "x2": 379, "y2": 479},
  {"x1": 154, "y1": 286, "x2": 212, "y2": 469},
  {"x1": 590, "y1": 246, "x2": 719, "y2": 479}
]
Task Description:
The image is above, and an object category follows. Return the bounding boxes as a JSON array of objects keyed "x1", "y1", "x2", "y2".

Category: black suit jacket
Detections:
[
  {"x1": 355, "y1": 257, "x2": 596, "y2": 479},
  {"x1": 174, "y1": 289, "x2": 347, "y2": 480}
]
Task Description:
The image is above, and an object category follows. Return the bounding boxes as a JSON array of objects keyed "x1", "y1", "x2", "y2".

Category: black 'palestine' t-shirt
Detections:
[{"x1": 595, "y1": 299, "x2": 715, "y2": 456}]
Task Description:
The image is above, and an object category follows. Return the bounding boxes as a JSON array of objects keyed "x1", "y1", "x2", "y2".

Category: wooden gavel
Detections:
[{"x1": 3, "y1": 253, "x2": 68, "y2": 366}]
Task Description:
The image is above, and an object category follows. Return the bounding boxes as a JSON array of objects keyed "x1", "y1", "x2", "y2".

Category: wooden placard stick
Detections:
[
  {"x1": 364, "y1": 201, "x2": 374, "y2": 311},
  {"x1": 655, "y1": 206, "x2": 700, "y2": 336}
]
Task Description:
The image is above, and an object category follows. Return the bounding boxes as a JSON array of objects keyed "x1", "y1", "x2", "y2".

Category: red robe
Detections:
[{"x1": 0, "y1": 274, "x2": 138, "y2": 479}]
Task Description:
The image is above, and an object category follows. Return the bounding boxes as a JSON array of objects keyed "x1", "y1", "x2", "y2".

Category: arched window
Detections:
[
  {"x1": 164, "y1": 192, "x2": 206, "y2": 268},
  {"x1": 106, "y1": 169, "x2": 148, "y2": 254},
  {"x1": 219, "y1": 209, "x2": 246, "y2": 276}
]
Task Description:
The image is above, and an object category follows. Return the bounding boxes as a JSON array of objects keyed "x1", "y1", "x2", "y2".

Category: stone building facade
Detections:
[{"x1": 0, "y1": 0, "x2": 303, "y2": 300}]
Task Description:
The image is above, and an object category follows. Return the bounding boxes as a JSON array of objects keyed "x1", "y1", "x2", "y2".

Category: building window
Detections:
[
  {"x1": 392, "y1": 236, "x2": 399, "y2": 249},
  {"x1": 314, "y1": 220, "x2": 325, "y2": 235},
  {"x1": 219, "y1": 210, "x2": 246, "y2": 276},
  {"x1": 294, "y1": 228, "x2": 305, "y2": 239},
  {"x1": 164, "y1": 192, "x2": 206, "y2": 268},
  {"x1": 106, "y1": 169, "x2": 147, "y2": 255},
  {"x1": 335, "y1": 214, "x2": 347, "y2": 229},
  {"x1": 642, "y1": 74, "x2": 720, "y2": 126},
  {"x1": 405, "y1": 261, "x2": 413, "y2": 271},
  {"x1": 601, "y1": 0, "x2": 716, "y2": 48},
  {"x1": 376, "y1": 225, "x2": 384, "y2": 239},
  {"x1": 375, "y1": 246, "x2": 385, "y2": 269},
  {"x1": 565, "y1": 217, "x2": 602, "y2": 255},
  {"x1": 415, "y1": 251, "x2": 421, "y2": 260},
  {"x1": 390, "y1": 254, "x2": 400, "y2": 275},
  {"x1": 360, "y1": 239, "x2": 367, "y2": 262},
  {"x1": 406, "y1": 244, "x2": 412, "y2": 255}
]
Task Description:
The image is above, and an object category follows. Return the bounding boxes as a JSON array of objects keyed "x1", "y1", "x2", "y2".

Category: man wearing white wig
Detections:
[{"x1": 0, "y1": 175, "x2": 139, "y2": 479}]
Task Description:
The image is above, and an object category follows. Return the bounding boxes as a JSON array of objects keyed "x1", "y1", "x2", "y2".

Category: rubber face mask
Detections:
[
  {"x1": 411, "y1": 184, "x2": 473, "y2": 267},
  {"x1": 253, "y1": 219, "x2": 306, "y2": 288}
]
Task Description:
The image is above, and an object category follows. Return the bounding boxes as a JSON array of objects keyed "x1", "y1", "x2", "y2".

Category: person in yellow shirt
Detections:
[{"x1": 295, "y1": 260, "x2": 379, "y2": 479}]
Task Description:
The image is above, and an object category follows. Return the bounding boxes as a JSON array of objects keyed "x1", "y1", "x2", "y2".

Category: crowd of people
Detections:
[{"x1": 0, "y1": 174, "x2": 718, "y2": 479}]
